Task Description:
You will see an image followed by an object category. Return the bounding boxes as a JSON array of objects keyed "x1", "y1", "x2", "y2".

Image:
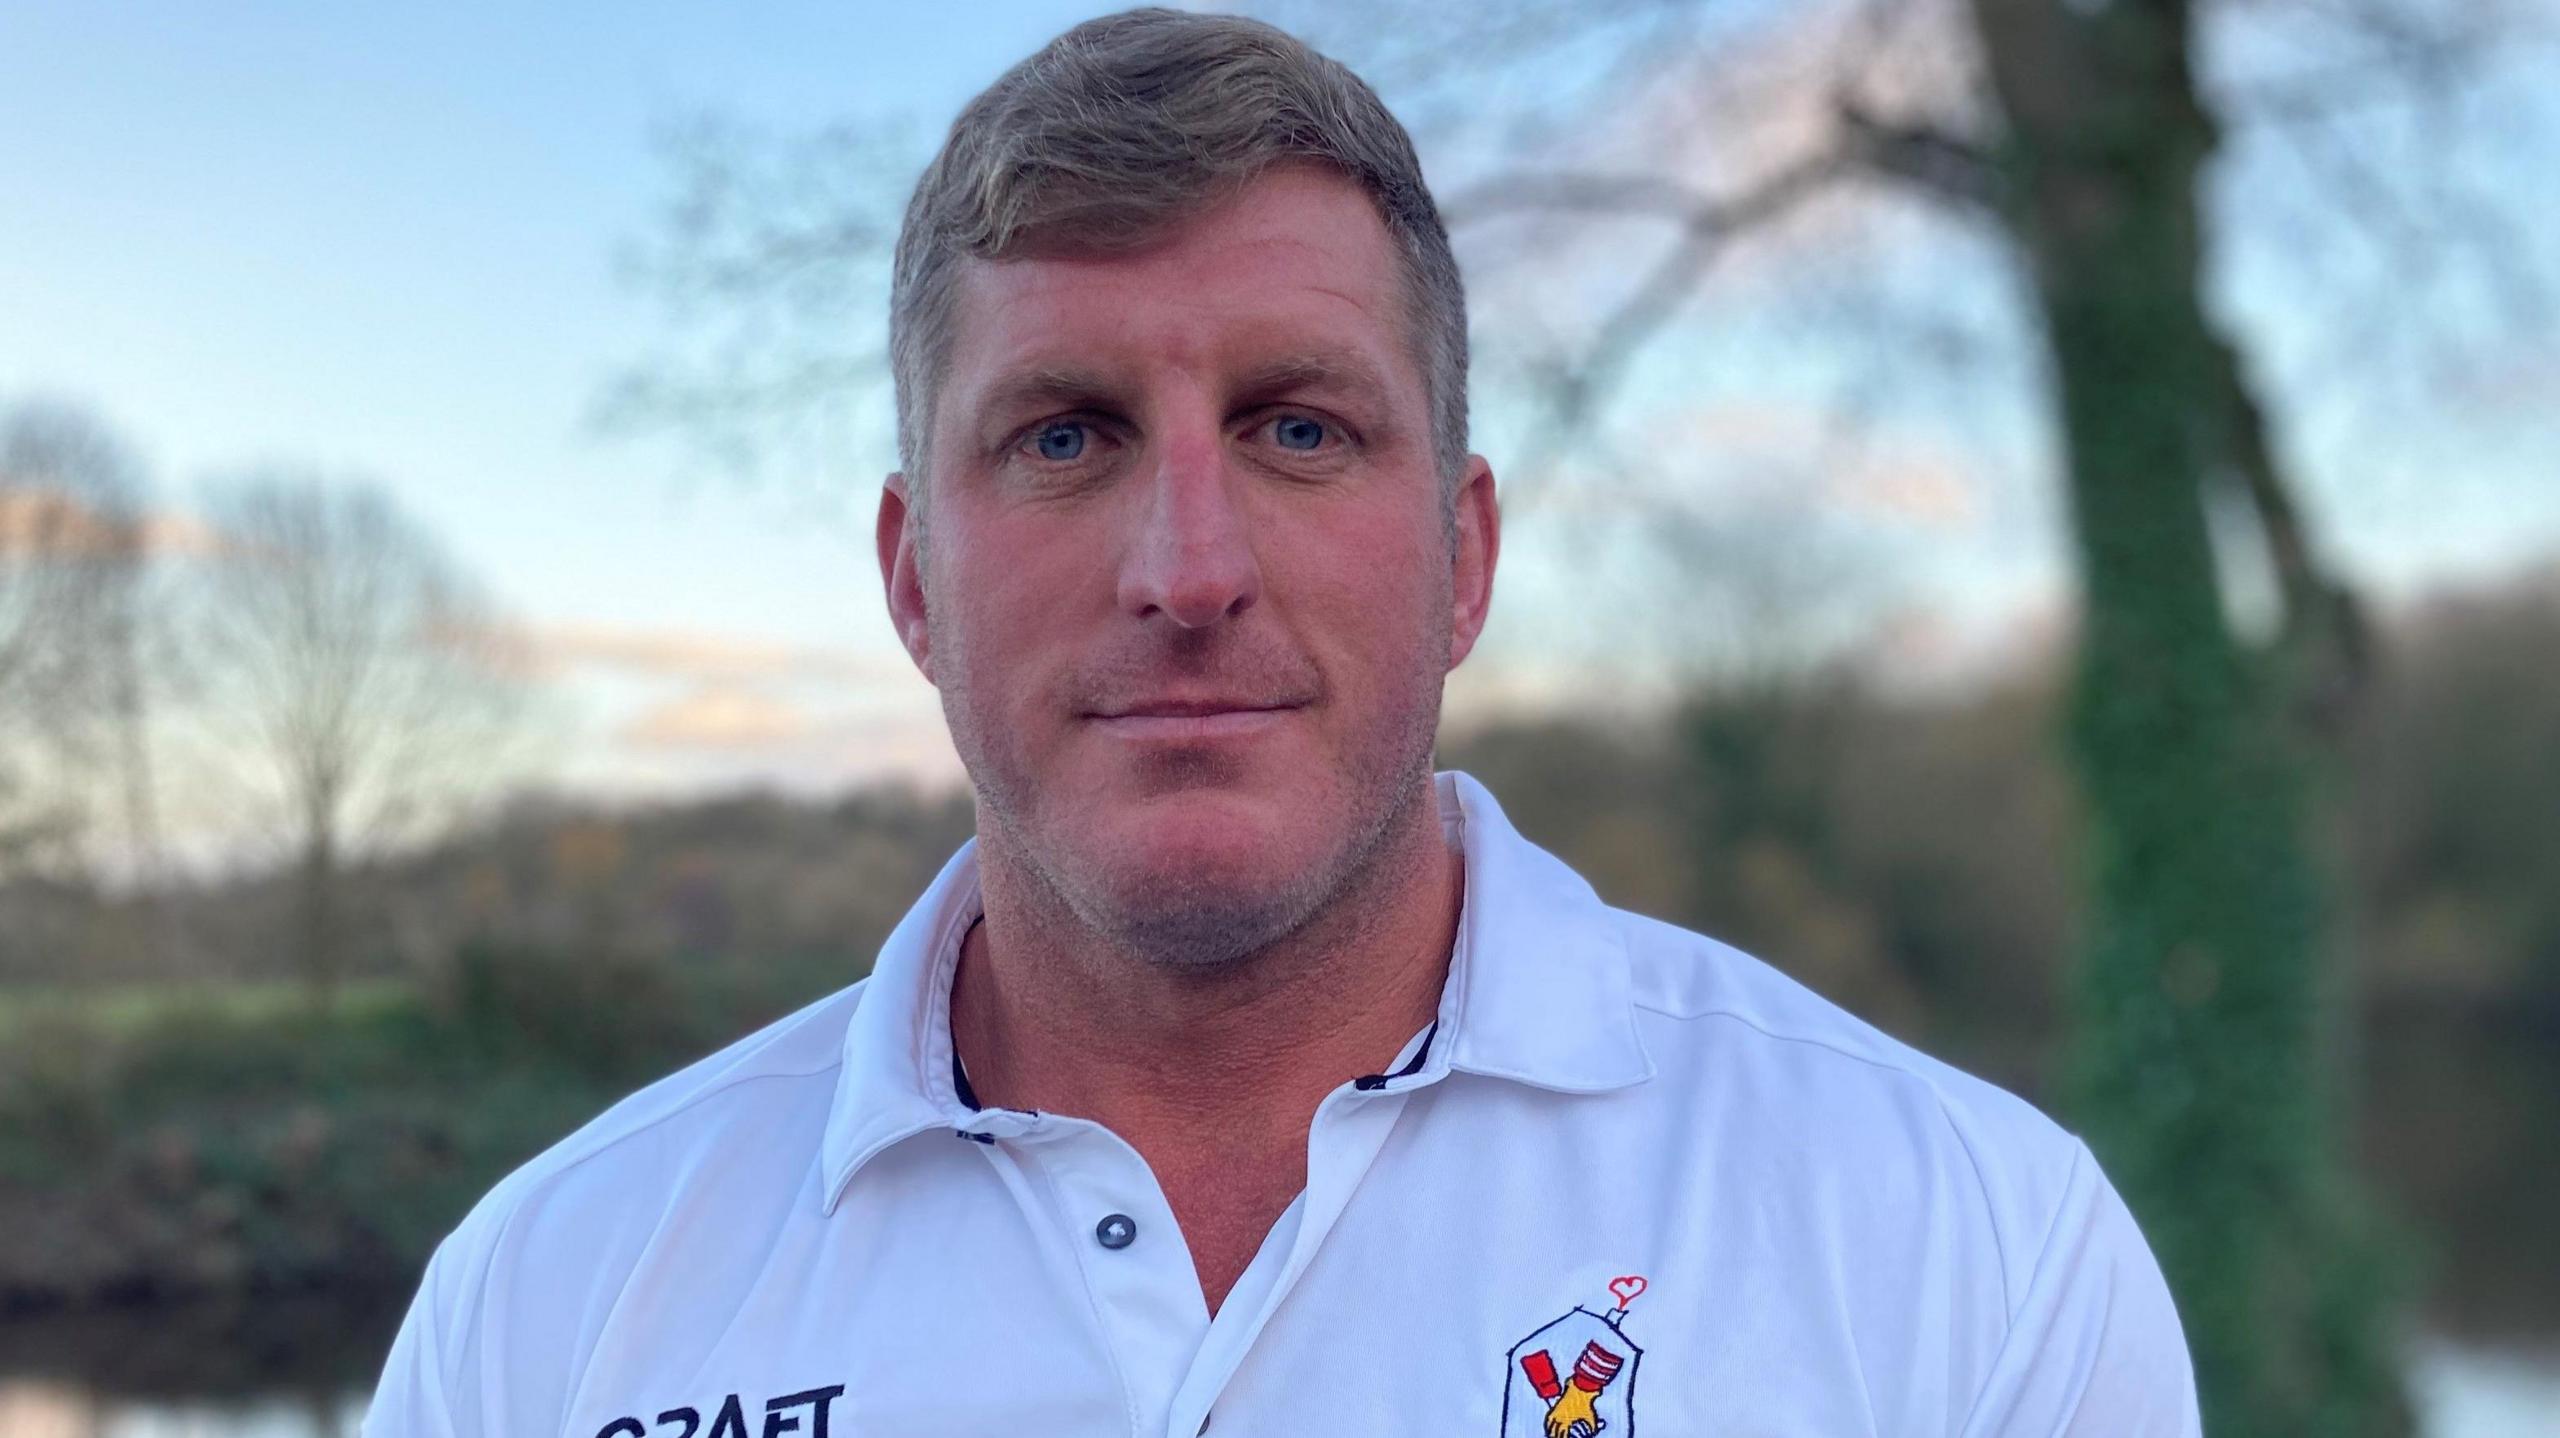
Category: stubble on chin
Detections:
[
  {"x1": 952, "y1": 702, "x2": 1443, "y2": 977},
  {"x1": 971, "y1": 748, "x2": 1430, "y2": 976},
  {"x1": 934, "y1": 588, "x2": 1451, "y2": 975}
]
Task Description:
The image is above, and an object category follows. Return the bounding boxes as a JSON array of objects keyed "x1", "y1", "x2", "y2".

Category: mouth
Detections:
[{"x1": 1085, "y1": 697, "x2": 1306, "y2": 741}]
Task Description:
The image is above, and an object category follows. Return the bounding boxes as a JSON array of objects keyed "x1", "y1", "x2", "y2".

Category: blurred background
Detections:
[{"x1": 2, "y1": 2, "x2": 2555, "y2": 1434}]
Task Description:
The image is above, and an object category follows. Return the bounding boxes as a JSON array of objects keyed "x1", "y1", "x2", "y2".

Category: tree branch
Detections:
[
  {"x1": 2208, "y1": 331, "x2": 2372, "y2": 731},
  {"x1": 1441, "y1": 172, "x2": 1721, "y2": 228},
  {"x1": 1572, "y1": 153, "x2": 1847, "y2": 413},
  {"x1": 1449, "y1": 150, "x2": 1855, "y2": 506},
  {"x1": 1834, "y1": 97, "x2": 2005, "y2": 212}
]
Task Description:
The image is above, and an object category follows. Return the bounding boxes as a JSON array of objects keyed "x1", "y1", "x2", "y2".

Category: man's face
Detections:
[{"x1": 877, "y1": 164, "x2": 1498, "y2": 965}]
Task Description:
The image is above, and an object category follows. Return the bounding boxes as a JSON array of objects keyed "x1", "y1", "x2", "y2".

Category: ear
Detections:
[
  {"x1": 1446, "y1": 455, "x2": 1500, "y2": 671},
  {"x1": 877, "y1": 472, "x2": 934, "y2": 684}
]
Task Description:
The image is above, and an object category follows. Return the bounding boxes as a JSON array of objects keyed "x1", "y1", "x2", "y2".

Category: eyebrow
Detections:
[
  {"x1": 971, "y1": 347, "x2": 1400, "y2": 435},
  {"x1": 974, "y1": 366, "x2": 1122, "y2": 430},
  {"x1": 1231, "y1": 349, "x2": 1395, "y2": 402}
]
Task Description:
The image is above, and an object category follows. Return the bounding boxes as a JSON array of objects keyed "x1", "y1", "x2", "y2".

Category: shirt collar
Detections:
[
  {"x1": 819, "y1": 840, "x2": 984, "y2": 1214},
  {"x1": 1430, "y1": 770, "x2": 1655, "y2": 1095},
  {"x1": 818, "y1": 769, "x2": 1653, "y2": 1213}
]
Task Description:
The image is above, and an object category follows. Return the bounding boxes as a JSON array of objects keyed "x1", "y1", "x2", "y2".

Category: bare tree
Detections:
[
  {"x1": 188, "y1": 475, "x2": 534, "y2": 1005},
  {"x1": 0, "y1": 401, "x2": 153, "y2": 880}
]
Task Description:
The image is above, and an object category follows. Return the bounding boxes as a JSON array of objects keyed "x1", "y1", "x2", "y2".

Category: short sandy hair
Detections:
[{"x1": 889, "y1": 7, "x2": 1468, "y2": 493}]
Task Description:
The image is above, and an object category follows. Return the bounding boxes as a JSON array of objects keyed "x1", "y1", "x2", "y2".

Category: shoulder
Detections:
[
  {"x1": 480, "y1": 978, "x2": 862, "y2": 1216},
  {"x1": 364, "y1": 981, "x2": 868, "y2": 1437},
  {"x1": 1608, "y1": 909, "x2": 2196, "y2": 1427},
  {"x1": 1610, "y1": 906, "x2": 2091, "y2": 1311},
  {"x1": 423, "y1": 977, "x2": 865, "y2": 1325}
]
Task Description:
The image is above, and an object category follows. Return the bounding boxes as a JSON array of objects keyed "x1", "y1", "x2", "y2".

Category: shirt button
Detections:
[{"x1": 1095, "y1": 1213, "x2": 1137, "y2": 1250}]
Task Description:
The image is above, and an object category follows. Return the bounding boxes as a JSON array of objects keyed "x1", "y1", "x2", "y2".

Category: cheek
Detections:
[
  {"x1": 1282, "y1": 504, "x2": 1451, "y2": 672},
  {"x1": 929, "y1": 514, "x2": 1094, "y2": 694}
]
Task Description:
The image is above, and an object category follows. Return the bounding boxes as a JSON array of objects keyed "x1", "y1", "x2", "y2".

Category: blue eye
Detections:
[
  {"x1": 1273, "y1": 415, "x2": 1328, "y2": 451},
  {"x1": 1033, "y1": 422, "x2": 1087, "y2": 461}
]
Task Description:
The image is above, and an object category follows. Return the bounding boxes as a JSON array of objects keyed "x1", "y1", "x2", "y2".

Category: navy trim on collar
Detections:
[{"x1": 1353, "y1": 1020, "x2": 1439, "y2": 1091}]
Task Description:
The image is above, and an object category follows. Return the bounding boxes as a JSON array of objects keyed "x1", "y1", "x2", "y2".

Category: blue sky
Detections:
[
  {"x1": 1, "y1": 2, "x2": 1129, "y2": 797},
  {"x1": 0, "y1": 2, "x2": 1105, "y2": 627},
  {"x1": 5, "y1": 1, "x2": 2554, "y2": 810}
]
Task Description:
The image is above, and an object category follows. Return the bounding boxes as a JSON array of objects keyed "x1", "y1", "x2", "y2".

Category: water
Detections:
[
  {"x1": 0, "y1": 1294, "x2": 395, "y2": 1438},
  {"x1": 2407, "y1": 1339, "x2": 2560, "y2": 1437},
  {"x1": 0, "y1": 1309, "x2": 2551, "y2": 1437},
  {"x1": 0, "y1": 1388, "x2": 364, "y2": 1438}
]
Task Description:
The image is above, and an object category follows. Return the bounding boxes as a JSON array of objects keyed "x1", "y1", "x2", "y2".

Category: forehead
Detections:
[{"x1": 937, "y1": 167, "x2": 1423, "y2": 418}]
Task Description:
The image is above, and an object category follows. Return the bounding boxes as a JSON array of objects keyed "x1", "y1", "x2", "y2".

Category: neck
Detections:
[{"x1": 949, "y1": 782, "x2": 1461, "y2": 1151}]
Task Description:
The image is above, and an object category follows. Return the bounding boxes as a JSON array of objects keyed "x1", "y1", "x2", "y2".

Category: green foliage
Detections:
[
  {"x1": 1450, "y1": 683, "x2": 2076, "y2": 1093},
  {"x1": 436, "y1": 938, "x2": 696, "y2": 1076},
  {"x1": 2350, "y1": 587, "x2": 2560, "y2": 1007},
  {"x1": 0, "y1": 943, "x2": 868, "y2": 1312}
]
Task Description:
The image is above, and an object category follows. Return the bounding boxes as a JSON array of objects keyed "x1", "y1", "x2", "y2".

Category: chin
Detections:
[
  {"x1": 1088, "y1": 868, "x2": 1321, "y2": 973},
  {"x1": 1065, "y1": 798, "x2": 1335, "y2": 970},
  {"x1": 1096, "y1": 790, "x2": 1302, "y2": 887}
]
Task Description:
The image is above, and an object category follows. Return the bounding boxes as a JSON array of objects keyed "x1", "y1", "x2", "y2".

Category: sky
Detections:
[
  {"x1": 0, "y1": 2, "x2": 1126, "y2": 800},
  {"x1": 4, "y1": 1, "x2": 2554, "y2": 819}
]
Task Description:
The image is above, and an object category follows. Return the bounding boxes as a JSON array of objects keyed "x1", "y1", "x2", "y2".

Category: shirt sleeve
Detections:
[
  {"x1": 362, "y1": 1238, "x2": 474, "y2": 1438},
  {"x1": 1956, "y1": 1141, "x2": 2202, "y2": 1437}
]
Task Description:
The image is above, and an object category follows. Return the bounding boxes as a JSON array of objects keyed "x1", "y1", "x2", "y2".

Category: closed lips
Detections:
[
  {"x1": 1093, "y1": 698, "x2": 1300, "y2": 718},
  {"x1": 1087, "y1": 699, "x2": 1304, "y2": 737}
]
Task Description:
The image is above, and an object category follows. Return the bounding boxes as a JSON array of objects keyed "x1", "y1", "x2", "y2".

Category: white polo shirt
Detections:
[{"x1": 365, "y1": 771, "x2": 2198, "y2": 1438}]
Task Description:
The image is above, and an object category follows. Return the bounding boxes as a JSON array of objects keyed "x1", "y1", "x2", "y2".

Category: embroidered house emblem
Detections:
[{"x1": 1501, "y1": 1275, "x2": 1646, "y2": 1438}]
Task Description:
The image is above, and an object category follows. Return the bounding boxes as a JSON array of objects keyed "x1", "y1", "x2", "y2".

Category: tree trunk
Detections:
[
  {"x1": 106, "y1": 585, "x2": 179, "y2": 973},
  {"x1": 1967, "y1": 1, "x2": 2405, "y2": 1430},
  {"x1": 298, "y1": 779, "x2": 341, "y2": 1010}
]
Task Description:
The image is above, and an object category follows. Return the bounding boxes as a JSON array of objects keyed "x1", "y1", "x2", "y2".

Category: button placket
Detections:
[
  {"x1": 1030, "y1": 1117, "x2": 1210, "y2": 1438},
  {"x1": 1165, "y1": 1079, "x2": 1426, "y2": 1438}
]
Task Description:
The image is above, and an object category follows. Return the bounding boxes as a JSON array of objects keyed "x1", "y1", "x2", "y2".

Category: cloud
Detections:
[
  {"x1": 1859, "y1": 585, "x2": 2075, "y2": 694},
  {"x1": 467, "y1": 621, "x2": 917, "y2": 686},
  {"x1": 592, "y1": 683, "x2": 964, "y2": 796},
  {"x1": 2456, "y1": 347, "x2": 2560, "y2": 416},
  {"x1": 422, "y1": 617, "x2": 953, "y2": 787},
  {"x1": 1526, "y1": 400, "x2": 1985, "y2": 530},
  {"x1": 1664, "y1": 403, "x2": 1983, "y2": 526},
  {"x1": 135, "y1": 510, "x2": 226, "y2": 555},
  {"x1": 0, "y1": 488, "x2": 225, "y2": 558},
  {"x1": 1838, "y1": 447, "x2": 1979, "y2": 527},
  {"x1": 620, "y1": 685, "x2": 820, "y2": 749}
]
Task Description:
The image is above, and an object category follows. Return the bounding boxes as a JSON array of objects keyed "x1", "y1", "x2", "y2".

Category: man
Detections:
[{"x1": 368, "y1": 10, "x2": 2198, "y2": 1436}]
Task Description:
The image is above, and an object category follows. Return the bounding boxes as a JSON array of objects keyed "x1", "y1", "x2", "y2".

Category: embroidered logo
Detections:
[{"x1": 1501, "y1": 1275, "x2": 1647, "y2": 1437}]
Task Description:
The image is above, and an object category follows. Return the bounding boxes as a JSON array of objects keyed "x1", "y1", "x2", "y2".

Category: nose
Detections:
[{"x1": 1115, "y1": 432, "x2": 1261, "y2": 629}]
